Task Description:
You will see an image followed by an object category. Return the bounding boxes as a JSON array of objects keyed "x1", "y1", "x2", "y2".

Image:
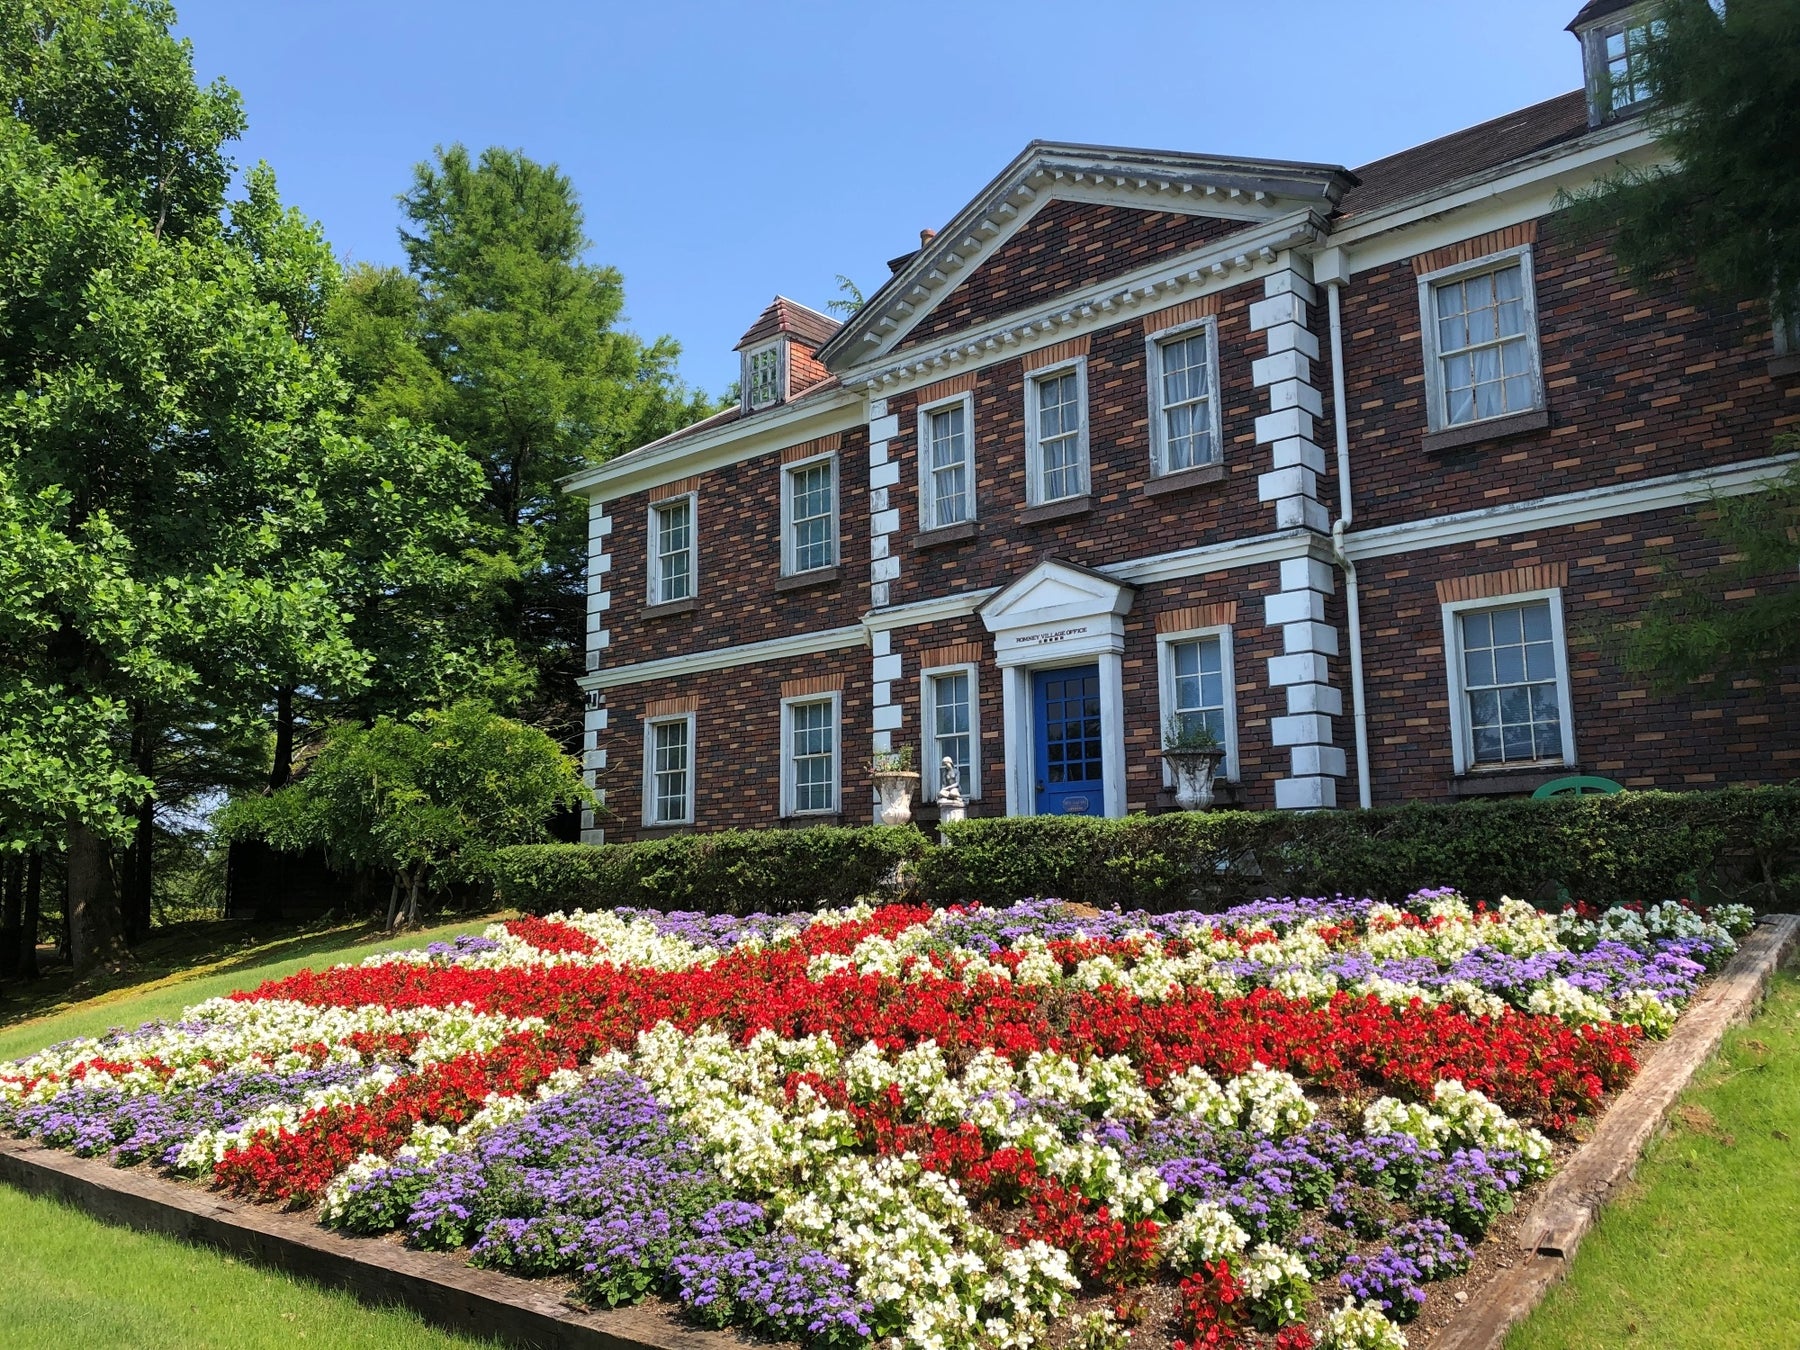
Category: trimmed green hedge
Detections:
[
  {"x1": 487, "y1": 788, "x2": 1800, "y2": 916},
  {"x1": 916, "y1": 787, "x2": 1800, "y2": 912},
  {"x1": 489, "y1": 825, "x2": 930, "y2": 915}
]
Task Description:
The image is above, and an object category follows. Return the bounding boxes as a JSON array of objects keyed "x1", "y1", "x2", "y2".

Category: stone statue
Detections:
[{"x1": 936, "y1": 756, "x2": 966, "y2": 831}]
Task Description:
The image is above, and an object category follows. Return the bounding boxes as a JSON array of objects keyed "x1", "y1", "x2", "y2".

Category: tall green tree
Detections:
[
  {"x1": 1561, "y1": 0, "x2": 1800, "y2": 687},
  {"x1": 332, "y1": 146, "x2": 719, "y2": 744}
]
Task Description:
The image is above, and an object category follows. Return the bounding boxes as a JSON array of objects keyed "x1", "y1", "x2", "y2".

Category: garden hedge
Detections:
[
  {"x1": 487, "y1": 787, "x2": 1800, "y2": 916},
  {"x1": 489, "y1": 825, "x2": 930, "y2": 916}
]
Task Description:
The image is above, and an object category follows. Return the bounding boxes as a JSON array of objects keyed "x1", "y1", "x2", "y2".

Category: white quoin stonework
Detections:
[
  {"x1": 1249, "y1": 264, "x2": 1345, "y2": 811},
  {"x1": 581, "y1": 506, "x2": 614, "y2": 844},
  {"x1": 866, "y1": 398, "x2": 901, "y2": 816}
]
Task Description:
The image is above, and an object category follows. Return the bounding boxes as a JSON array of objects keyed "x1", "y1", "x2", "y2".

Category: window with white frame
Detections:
[
  {"x1": 1149, "y1": 321, "x2": 1221, "y2": 474},
  {"x1": 746, "y1": 343, "x2": 783, "y2": 410},
  {"x1": 922, "y1": 667, "x2": 978, "y2": 799},
  {"x1": 1025, "y1": 362, "x2": 1088, "y2": 503},
  {"x1": 648, "y1": 496, "x2": 694, "y2": 604},
  {"x1": 1443, "y1": 593, "x2": 1575, "y2": 774},
  {"x1": 1420, "y1": 250, "x2": 1544, "y2": 431},
  {"x1": 1774, "y1": 295, "x2": 1800, "y2": 357},
  {"x1": 782, "y1": 695, "x2": 838, "y2": 815},
  {"x1": 1156, "y1": 627, "x2": 1237, "y2": 780},
  {"x1": 919, "y1": 396, "x2": 974, "y2": 529},
  {"x1": 642, "y1": 714, "x2": 695, "y2": 826},
  {"x1": 782, "y1": 456, "x2": 836, "y2": 574},
  {"x1": 1582, "y1": 12, "x2": 1666, "y2": 120}
]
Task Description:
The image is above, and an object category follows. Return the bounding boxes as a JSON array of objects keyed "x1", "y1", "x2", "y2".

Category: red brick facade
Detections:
[{"x1": 571, "y1": 76, "x2": 1799, "y2": 845}]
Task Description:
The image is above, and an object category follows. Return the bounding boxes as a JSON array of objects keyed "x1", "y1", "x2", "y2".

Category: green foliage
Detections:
[
  {"x1": 1559, "y1": 0, "x2": 1800, "y2": 328},
  {"x1": 915, "y1": 788, "x2": 1800, "y2": 912},
  {"x1": 488, "y1": 826, "x2": 930, "y2": 916},
  {"x1": 222, "y1": 704, "x2": 591, "y2": 900}
]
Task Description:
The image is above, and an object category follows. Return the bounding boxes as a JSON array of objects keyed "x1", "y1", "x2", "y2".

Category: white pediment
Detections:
[{"x1": 980, "y1": 557, "x2": 1135, "y2": 636}]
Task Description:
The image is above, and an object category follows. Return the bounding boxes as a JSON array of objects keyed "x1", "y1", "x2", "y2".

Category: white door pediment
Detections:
[{"x1": 980, "y1": 558, "x2": 1135, "y2": 669}]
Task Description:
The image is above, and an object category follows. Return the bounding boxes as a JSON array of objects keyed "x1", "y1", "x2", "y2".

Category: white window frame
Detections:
[
  {"x1": 1023, "y1": 357, "x2": 1090, "y2": 505},
  {"x1": 916, "y1": 390, "x2": 978, "y2": 530},
  {"x1": 1145, "y1": 316, "x2": 1224, "y2": 477},
  {"x1": 1154, "y1": 624, "x2": 1239, "y2": 785},
  {"x1": 1417, "y1": 245, "x2": 1546, "y2": 435},
  {"x1": 1440, "y1": 587, "x2": 1577, "y2": 777},
  {"x1": 1581, "y1": 9, "x2": 1664, "y2": 123},
  {"x1": 779, "y1": 451, "x2": 838, "y2": 576},
  {"x1": 919, "y1": 662, "x2": 981, "y2": 802},
  {"x1": 780, "y1": 692, "x2": 841, "y2": 817},
  {"x1": 744, "y1": 340, "x2": 786, "y2": 411},
  {"x1": 645, "y1": 492, "x2": 697, "y2": 605},
  {"x1": 1774, "y1": 296, "x2": 1800, "y2": 357},
  {"x1": 640, "y1": 711, "x2": 697, "y2": 828}
]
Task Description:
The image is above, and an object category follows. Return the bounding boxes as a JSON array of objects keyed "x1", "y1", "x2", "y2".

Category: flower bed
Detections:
[{"x1": 0, "y1": 893, "x2": 1754, "y2": 1349}]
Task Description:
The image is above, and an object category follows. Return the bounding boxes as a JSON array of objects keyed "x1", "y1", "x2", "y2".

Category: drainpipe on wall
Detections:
[{"x1": 1320, "y1": 251, "x2": 1374, "y2": 809}]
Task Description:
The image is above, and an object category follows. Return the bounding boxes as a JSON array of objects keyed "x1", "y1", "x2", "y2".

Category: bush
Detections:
[
  {"x1": 489, "y1": 825, "x2": 931, "y2": 916},
  {"x1": 914, "y1": 787, "x2": 1800, "y2": 913}
]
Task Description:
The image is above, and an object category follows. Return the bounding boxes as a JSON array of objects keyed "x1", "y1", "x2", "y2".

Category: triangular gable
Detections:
[
  {"x1": 980, "y1": 556, "x2": 1136, "y2": 634},
  {"x1": 822, "y1": 142, "x2": 1356, "y2": 372}
]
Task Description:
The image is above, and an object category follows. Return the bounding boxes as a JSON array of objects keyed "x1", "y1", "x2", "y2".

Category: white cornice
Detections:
[
  {"x1": 1104, "y1": 527, "x2": 1329, "y2": 586},
  {"x1": 1344, "y1": 454, "x2": 1799, "y2": 561},
  {"x1": 578, "y1": 624, "x2": 868, "y2": 692},
  {"x1": 861, "y1": 588, "x2": 1000, "y2": 633},
  {"x1": 561, "y1": 389, "x2": 862, "y2": 501}
]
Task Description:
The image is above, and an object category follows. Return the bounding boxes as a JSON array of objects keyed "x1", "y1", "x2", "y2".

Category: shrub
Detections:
[{"x1": 489, "y1": 826, "x2": 930, "y2": 916}]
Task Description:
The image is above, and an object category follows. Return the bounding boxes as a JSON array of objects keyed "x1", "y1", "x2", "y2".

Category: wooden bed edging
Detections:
[
  {"x1": 1434, "y1": 912, "x2": 1800, "y2": 1350},
  {"x1": 0, "y1": 1133, "x2": 753, "y2": 1350}
]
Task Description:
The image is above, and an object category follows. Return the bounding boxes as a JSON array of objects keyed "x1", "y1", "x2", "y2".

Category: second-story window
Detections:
[
  {"x1": 747, "y1": 343, "x2": 783, "y2": 410},
  {"x1": 1026, "y1": 362, "x2": 1088, "y2": 503},
  {"x1": 649, "y1": 496, "x2": 694, "y2": 604},
  {"x1": 783, "y1": 456, "x2": 837, "y2": 574},
  {"x1": 1150, "y1": 320, "x2": 1221, "y2": 474},
  {"x1": 1419, "y1": 249, "x2": 1544, "y2": 432},
  {"x1": 919, "y1": 396, "x2": 973, "y2": 529}
]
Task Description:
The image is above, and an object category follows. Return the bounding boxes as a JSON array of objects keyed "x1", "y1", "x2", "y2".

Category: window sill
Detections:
[
  {"x1": 1423, "y1": 407, "x2": 1550, "y2": 455},
  {"x1": 642, "y1": 597, "x2": 696, "y2": 619},
  {"x1": 775, "y1": 565, "x2": 840, "y2": 593},
  {"x1": 637, "y1": 823, "x2": 695, "y2": 837},
  {"x1": 1450, "y1": 764, "x2": 1577, "y2": 797},
  {"x1": 1770, "y1": 354, "x2": 1800, "y2": 379},
  {"x1": 912, "y1": 520, "x2": 979, "y2": 550},
  {"x1": 1141, "y1": 463, "x2": 1225, "y2": 498},
  {"x1": 778, "y1": 811, "x2": 843, "y2": 827},
  {"x1": 1018, "y1": 495, "x2": 1092, "y2": 526}
]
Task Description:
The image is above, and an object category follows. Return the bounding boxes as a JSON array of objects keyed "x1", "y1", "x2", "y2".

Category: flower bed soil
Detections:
[{"x1": 0, "y1": 894, "x2": 1783, "y2": 1350}]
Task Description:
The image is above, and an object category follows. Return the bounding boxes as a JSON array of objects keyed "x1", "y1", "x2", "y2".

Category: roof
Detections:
[
  {"x1": 1340, "y1": 90, "x2": 1592, "y2": 218},
  {"x1": 735, "y1": 296, "x2": 841, "y2": 351},
  {"x1": 1567, "y1": 0, "x2": 1639, "y2": 31},
  {"x1": 600, "y1": 373, "x2": 844, "y2": 466}
]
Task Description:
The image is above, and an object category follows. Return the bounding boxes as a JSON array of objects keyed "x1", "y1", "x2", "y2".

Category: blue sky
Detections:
[{"x1": 175, "y1": 1, "x2": 1588, "y2": 396}]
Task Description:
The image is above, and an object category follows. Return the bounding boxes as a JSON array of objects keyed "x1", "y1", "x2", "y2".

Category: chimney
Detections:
[{"x1": 920, "y1": 228, "x2": 937, "y2": 247}]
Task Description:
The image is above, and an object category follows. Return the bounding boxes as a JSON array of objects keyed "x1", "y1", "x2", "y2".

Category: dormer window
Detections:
[
  {"x1": 746, "y1": 342, "x2": 784, "y2": 411},
  {"x1": 1574, "y1": 3, "x2": 1665, "y2": 126}
]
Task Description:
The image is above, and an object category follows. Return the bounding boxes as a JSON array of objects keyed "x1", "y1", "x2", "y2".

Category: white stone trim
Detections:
[
  {"x1": 1441, "y1": 586, "x2": 1577, "y2": 777},
  {"x1": 578, "y1": 625, "x2": 868, "y2": 692}
]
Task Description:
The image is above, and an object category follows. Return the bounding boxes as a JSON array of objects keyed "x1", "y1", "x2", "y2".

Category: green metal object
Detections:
[{"x1": 1531, "y1": 774, "x2": 1625, "y2": 799}]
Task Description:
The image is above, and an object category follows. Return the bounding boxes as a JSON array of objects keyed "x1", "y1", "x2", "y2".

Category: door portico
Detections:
[{"x1": 978, "y1": 557, "x2": 1136, "y2": 819}]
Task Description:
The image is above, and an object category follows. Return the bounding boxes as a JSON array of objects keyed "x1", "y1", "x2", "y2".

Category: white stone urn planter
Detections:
[
  {"x1": 872, "y1": 771, "x2": 921, "y2": 827},
  {"x1": 1162, "y1": 748, "x2": 1227, "y2": 812}
]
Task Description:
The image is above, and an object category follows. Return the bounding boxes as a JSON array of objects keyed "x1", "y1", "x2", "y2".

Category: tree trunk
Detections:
[
  {"x1": 67, "y1": 815, "x2": 128, "y2": 975},
  {"x1": 18, "y1": 853, "x2": 41, "y2": 981},
  {"x1": 270, "y1": 685, "x2": 296, "y2": 790},
  {"x1": 123, "y1": 718, "x2": 156, "y2": 942},
  {"x1": 1, "y1": 855, "x2": 21, "y2": 980},
  {"x1": 385, "y1": 873, "x2": 403, "y2": 932},
  {"x1": 405, "y1": 868, "x2": 424, "y2": 927}
]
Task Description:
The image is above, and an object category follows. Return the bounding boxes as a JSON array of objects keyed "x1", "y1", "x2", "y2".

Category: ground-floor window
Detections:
[
  {"x1": 642, "y1": 714, "x2": 695, "y2": 826},
  {"x1": 1442, "y1": 590, "x2": 1575, "y2": 773},
  {"x1": 1154, "y1": 625, "x2": 1237, "y2": 780},
  {"x1": 923, "y1": 667, "x2": 977, "y2": 799},
  {"x1": 782, "y1": 694, "x2": 839, "y2": 816}
]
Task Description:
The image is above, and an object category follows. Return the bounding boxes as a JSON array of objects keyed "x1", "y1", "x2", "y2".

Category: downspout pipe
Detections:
[{"x1": 1321, "y1": 257, "x2": 1373, "y2": 809}]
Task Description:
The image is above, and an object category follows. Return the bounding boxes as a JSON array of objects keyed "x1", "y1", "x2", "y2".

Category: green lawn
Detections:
[
  {"x1": 0, "y1": 916, "x2": 503, "y2": 1350},
  {"x1": 1507, "y1": 968, "x2": 1800, "y2": 1349}
]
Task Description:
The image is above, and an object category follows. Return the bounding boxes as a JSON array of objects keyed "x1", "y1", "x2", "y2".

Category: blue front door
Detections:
[{"x1": 1033, "y1": 665, "x2": 1103, "y2": 815}]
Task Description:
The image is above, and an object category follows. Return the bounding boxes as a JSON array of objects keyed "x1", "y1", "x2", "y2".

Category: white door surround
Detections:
[{"x1": 978, "y1": 557, "x2": 1136, "y2": 818}]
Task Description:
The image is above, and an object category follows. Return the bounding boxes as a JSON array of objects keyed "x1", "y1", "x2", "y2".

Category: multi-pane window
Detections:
[
  {"x1": 926, "y1": 671, "x2": 973, "y2": 797},
  {"x1": 1168, "y1": 636, "x2": 1227, "y2": 744},
  {"x1": 1156, "y1": 329, "x2": 1218, "y2": 472},
  {"x1": 747, "y1": 345, "x2": 781, "y2": 409},
  {"x1": 1031, "y1": 367, "x2": 1086, "y2": 501},
  {"x1": 650, "y1": 498, "x2": 693, "y2": 604},
  {"x1": 1600, "y1": 18, "x2": 1664, "y2": 113},
  {"x1": 786, "y1": 459, "x2": 835, "y2": 573},
  {"x1": 1458, "y1": 601, "x2": 1563, "y2": 766},
  {"x1": 646, "y1": 717, "x2": 692, "y2": 825},
  {"x1": 1431, "y1": 260, "x2": 1539, "y2": 426},
  {"x1": 786, "y1": 698, "x2": 837, "y2": 814},
  {"x1": 923, "y1": 402, "x2": 971, "y2": 528}
]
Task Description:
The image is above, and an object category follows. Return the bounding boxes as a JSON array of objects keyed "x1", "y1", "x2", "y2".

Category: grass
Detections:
[
  {"x1": 1507, "y1": 968, "x2": 1800, "y2": 1349},
  {"x1": 0, "y1": 914, "x2": 506, "y2": 1349}
]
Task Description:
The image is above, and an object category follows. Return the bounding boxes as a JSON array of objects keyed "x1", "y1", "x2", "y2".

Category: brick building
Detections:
[{"x1": 565, "y1": 2, "x2": 1799, "y2": 844}]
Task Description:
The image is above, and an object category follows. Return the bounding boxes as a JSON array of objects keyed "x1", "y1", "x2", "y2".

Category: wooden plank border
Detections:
[
  {"x1": 0, "y1": 1136, "x2": 754, "y2": 1350},
  {"x1": 1434, "y1": 913, "x2": 1799, "y2": 1350}
]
